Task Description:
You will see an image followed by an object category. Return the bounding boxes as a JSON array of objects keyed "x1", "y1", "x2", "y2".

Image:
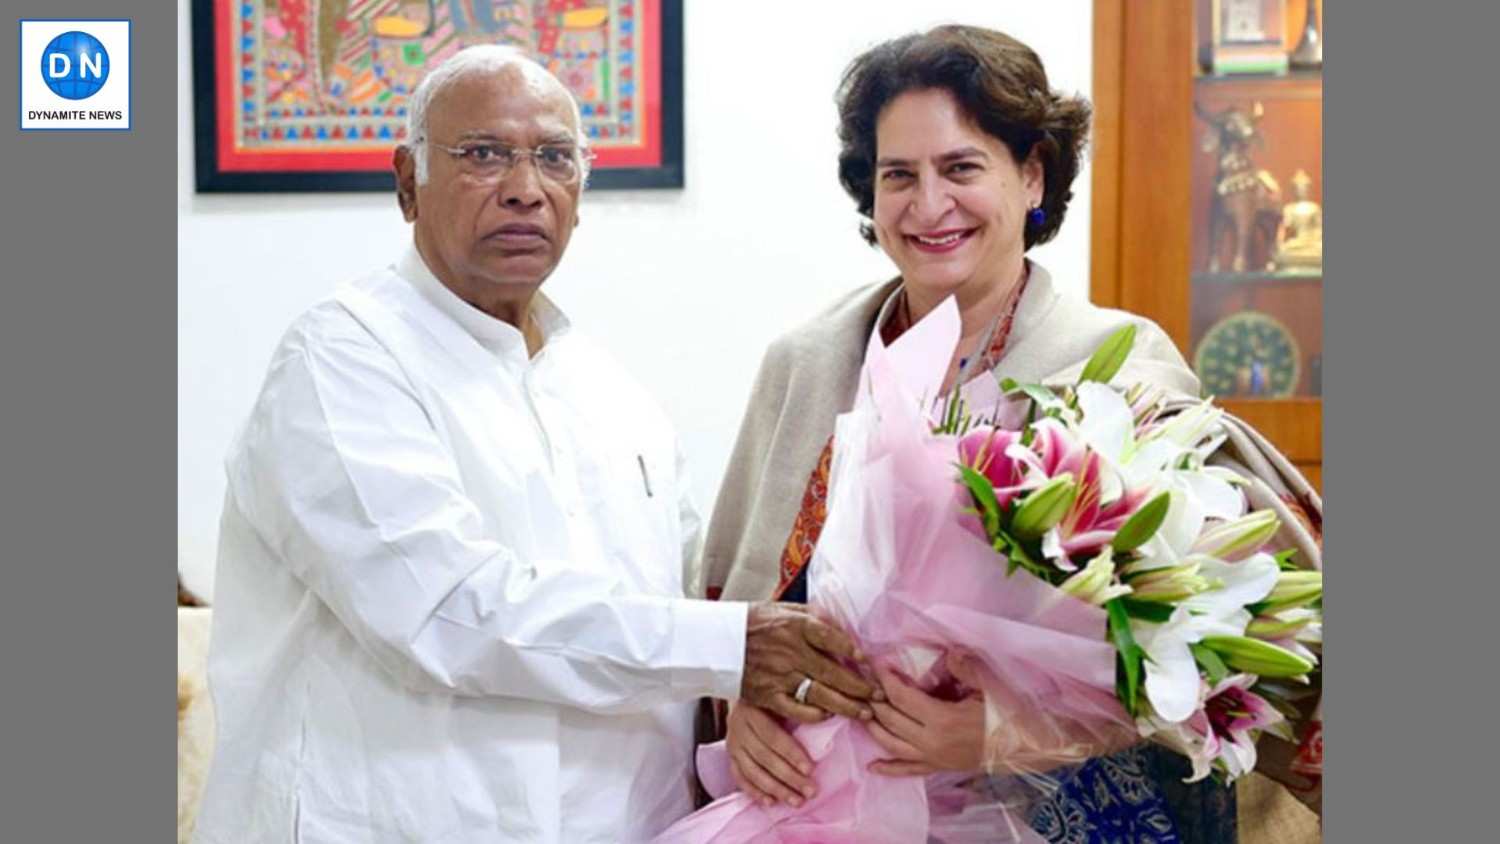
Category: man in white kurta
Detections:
[{"x1": 194, "y1": 47, "x2": 877, "y2": 843}]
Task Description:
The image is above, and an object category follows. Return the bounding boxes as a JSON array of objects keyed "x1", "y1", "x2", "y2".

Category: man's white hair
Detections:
[{"x1": 403, "y1": 44, "x2": 590, "y2": 185}]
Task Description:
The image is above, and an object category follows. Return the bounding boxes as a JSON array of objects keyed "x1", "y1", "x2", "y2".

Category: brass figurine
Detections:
[
  {"x1": 1199, "y1": 101, "x2": 1282, "y2": 273},
  {"x1": 1274, "y1": 169, "x2": 1322, "y2": 270}
]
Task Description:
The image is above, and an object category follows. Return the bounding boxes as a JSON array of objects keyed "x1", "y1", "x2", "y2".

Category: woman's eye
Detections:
[
  {"x1": 948, "y1": 161, "x2": 981, "y2": 175},
  {"x1": 880, "y1": 169, "x2": 913, "y2": 182}
]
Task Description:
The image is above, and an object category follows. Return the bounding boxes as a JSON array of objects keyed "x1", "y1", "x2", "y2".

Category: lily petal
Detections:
[
  {"x1": 1134, "y1": 612, "x2": 1205, "y2": 723},
  {"x1": 1182, "y1": 553, "x2": 1280, "y2": 617},
  {"x1": 1077, "y1": 382, "x2": 1135, "y2": 465}
]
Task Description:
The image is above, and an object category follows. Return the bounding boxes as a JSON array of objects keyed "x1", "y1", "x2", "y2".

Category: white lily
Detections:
[
  {"x1": 1074, "y1": 384, "x2": 1244, "y2": 525},
  {"x1": 1129, "y1": 550, "x2": 1280, "y2": 723}
]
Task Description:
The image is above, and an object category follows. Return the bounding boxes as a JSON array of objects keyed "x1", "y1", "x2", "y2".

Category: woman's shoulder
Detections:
[
  {"x1": 760, "y1": 277, "x2": 900, "y2": 372},
  {"x1": 1028, "y1": 265, "x2": 1198, "y2": 395}
]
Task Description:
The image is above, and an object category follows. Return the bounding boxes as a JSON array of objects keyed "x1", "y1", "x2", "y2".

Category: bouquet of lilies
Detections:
[
  {"x1": 946, "y1": 324, "x2": 1323, "y2": 784},
  {"x1": 657, "y1": 301, "x2": 1318, "y2": 844}
]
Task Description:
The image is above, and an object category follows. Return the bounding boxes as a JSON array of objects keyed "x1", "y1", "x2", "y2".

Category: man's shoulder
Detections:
[{"x1": 260, "y1": 266, "x2": 405, "y2": 371}]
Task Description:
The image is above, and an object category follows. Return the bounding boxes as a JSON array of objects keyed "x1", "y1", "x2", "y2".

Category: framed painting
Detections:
[{"x1": 190, "y1": 0, "x2": 683, "y2": 192}]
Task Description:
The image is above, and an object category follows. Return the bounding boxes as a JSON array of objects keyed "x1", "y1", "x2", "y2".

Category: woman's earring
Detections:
[{"x1": 1027, "y1": 205, "x2": 1046, "y2": 229}]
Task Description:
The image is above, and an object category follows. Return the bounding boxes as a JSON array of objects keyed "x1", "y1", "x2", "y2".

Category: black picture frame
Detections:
[{"x1": 190, "y1": 0, "x2": 684, "y2": 193}]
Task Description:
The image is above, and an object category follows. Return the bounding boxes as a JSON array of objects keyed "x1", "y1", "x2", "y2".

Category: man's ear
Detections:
[{"x1": 393, "y1": 146, "x2": 419, "y2": 222}]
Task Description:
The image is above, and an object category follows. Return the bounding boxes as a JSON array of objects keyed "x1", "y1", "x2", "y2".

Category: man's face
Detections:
[{"x1": 397, "y1": 64, "x2": 583, "y2": 309}]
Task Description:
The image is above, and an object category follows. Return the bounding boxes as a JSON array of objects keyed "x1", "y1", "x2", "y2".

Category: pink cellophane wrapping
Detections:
[{"x1": 655, "y1": 299, "x2": 1135, "y2": 843}]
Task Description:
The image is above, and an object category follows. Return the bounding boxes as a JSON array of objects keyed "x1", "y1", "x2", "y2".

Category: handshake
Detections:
[{"x1": 738, "y1": 603, "x2": 884, "y2": 721}]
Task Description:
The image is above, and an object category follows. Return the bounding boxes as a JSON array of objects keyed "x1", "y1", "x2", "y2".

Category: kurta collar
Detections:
[{"x1": 395, "y1": 243, "x2": 572, "y2": 361}]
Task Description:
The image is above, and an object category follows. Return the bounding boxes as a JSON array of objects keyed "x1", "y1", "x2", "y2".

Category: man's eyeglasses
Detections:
[{"x1": 427, "y1": 139, "x2": 595, "y2": 185}]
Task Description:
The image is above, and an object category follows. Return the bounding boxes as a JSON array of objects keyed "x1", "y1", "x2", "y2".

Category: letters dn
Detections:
[{"x1": 42, "y1": 31, "x2": 110, "y2": 100}]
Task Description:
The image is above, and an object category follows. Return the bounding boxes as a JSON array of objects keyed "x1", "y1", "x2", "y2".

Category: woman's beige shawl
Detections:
[
  {"x1": 700, "y1": 262, "x2": 1321, "y2": 841},
  {"x1": 702, "y1": 263, "x2": 1199, "y2": 602}
]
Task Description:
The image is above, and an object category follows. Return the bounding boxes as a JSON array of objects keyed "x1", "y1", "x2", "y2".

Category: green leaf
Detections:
[
  {"x1": 1120, "y1": 598, "x2": 1175, "y2": 623},
  {"x1": 958, "y1": 465, "x2": 1001, "y2": 538},
  {"x1": 1080, "y1": 324, "x2": 1138, "y2": 385},
  {"x1": 1106, "y1": 598, "x2": 1145, "y2": 717},
  {"x1": 1190, "y1": 642, "x2": 1229, "y2": 685},
  {"x1": 992, "y1": 528, "x2": 1049, "y2": 580},
  {"x1": 1111, "y1": 492, "x2": 1172, "y2": 552},
  {"x1": 1022, "y1": 383, "x2": 1062, "y2": 409},
  {"x1": 1274, "y1": 548, "x2": 1301, "y2": 571},
  {"x1": 999, "y1": 377, "x2": 1055, "y2": 402}
]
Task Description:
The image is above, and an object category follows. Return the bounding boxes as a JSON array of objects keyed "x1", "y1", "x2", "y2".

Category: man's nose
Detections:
[{"x1": 498, "y1": 158, "x2": 546, "y2": 210}]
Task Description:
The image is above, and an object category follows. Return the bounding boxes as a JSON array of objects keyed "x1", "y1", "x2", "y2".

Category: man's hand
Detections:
[{"x1": 740, "y1": 603, "x2": 880, "y2": 723}]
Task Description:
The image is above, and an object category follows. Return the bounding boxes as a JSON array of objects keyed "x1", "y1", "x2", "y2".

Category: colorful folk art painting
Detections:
[{"x1": 193, "y1": 0, "x2": 679, "y2": 189}]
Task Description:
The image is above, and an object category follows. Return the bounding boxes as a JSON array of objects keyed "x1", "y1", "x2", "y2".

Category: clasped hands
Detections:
[{"x1": 734, "y1": 609, "x2": 986, "y2": 806}]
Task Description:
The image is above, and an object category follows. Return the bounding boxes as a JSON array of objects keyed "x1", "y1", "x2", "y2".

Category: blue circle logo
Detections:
[{"x1": 41, "y1": 31, "x2": 110, "y2": 100}]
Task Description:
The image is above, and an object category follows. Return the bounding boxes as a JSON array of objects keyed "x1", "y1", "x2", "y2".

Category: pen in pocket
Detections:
[{"x1": 636, "y1": 454, "x2": 654, "y2": 498}]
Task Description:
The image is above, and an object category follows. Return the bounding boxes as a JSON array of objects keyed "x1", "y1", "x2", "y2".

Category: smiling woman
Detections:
[{"x1": 697, "y1": 23, "x2": 1231, "y2": 844}]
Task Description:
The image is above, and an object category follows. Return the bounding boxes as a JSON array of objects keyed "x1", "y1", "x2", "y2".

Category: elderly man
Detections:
[{"x1": 193, "y1": 46, "x2": 877, "y2": 843}]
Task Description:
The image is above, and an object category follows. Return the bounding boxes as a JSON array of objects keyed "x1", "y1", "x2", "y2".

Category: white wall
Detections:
[{"x1": 178, "y1": 0, "x2": 1094, "y2": 598}]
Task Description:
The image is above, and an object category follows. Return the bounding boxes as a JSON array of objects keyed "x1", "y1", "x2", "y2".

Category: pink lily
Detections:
[
  {"x1": 1201, "y1": 674, "x2": 1289, "y2": 780},
  {"x1": 1142, "y1": 673, "x2": 1286, "y2": 783},
  {"x1": 1014, "y1": 420, "x2": 1153, "y2": 569},
  {"x1": 956, "y1": 425, "x2": 1029, "y2": 509},
  {"x1": 1048, "y1": 451, "x2": 1153, "y2": 565}
]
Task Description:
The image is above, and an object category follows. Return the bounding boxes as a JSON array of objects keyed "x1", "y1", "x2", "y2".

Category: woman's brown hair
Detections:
[{"x1": 836, "y1": 25, "x2": 1092, "y2": 250}]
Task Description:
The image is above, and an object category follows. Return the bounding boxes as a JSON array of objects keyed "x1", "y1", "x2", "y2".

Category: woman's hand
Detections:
[
  {"x1": 726, "y1": 702, "x2": 818, "y2": 808},
  {"x1": 865, "y1": 660, "x2": 987, "y2": 776}
]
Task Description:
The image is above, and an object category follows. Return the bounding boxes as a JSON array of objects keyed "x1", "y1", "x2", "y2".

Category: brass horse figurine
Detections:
[{"x1": 1198, "y1": 101, "x2": 1282, "y2": 273}]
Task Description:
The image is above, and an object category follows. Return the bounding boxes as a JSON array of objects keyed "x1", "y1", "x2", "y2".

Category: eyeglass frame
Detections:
[{"x1": 419, "y1": 137, "x2": 597, "y2": 185}]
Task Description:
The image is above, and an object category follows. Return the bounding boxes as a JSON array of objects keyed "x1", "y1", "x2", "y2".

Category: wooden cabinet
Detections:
[{"x1": 1091, "y1": 0, "x2": 1323, "y2": 490}]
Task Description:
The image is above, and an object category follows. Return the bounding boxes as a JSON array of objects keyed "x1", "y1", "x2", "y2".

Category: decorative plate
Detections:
[{"x1": 1194, "y1": 311, "x2": 1301, "y2": 398}]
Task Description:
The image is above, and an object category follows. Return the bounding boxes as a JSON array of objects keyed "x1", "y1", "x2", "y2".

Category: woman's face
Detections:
[{"x1": 871, "y1": 88, "x2": 1043, "y2": 301}]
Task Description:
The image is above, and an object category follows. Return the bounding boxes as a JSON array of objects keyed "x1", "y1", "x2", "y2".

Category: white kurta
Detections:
[{"x1": 194, "y1": 246, "x2": 748, "y2": 843}]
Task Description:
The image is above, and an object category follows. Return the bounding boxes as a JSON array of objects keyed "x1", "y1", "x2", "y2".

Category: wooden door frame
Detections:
[{"x1": 1089, "y1": 0, "x2": 1195, "y2": 352}]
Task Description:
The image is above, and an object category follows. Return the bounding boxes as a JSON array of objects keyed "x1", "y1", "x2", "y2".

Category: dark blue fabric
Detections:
[
  {"x1": 1029, "y1": 746, "x2": 1190, "y2": 844},
  {"x1": 779, "y1": 559, "x2": 808, "y2": 603}
]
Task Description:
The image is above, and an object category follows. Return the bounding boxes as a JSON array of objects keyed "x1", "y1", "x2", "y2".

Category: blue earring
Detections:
[{"x1": 1027, "y1": 205, "x2": 1046, "y2": 228}]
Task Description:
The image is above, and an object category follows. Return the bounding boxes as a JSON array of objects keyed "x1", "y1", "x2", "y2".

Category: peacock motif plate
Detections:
[{"x1": 1194, "y1": 311, "x2": 1301, "y2": 398}]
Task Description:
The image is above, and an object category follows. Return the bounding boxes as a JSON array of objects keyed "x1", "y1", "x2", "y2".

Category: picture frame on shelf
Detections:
[{"x1": 1201, "y1": 0, "x2": 1289, "y2": 76}]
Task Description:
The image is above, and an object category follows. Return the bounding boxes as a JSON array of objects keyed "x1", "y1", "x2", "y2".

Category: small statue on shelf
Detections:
[
  {"x1": 1199, "y1": 101, "x2": 1282, "y2": 274},
  {"x1": 1274, "y1": 169, "x2": 1323, "y2": 270}
]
